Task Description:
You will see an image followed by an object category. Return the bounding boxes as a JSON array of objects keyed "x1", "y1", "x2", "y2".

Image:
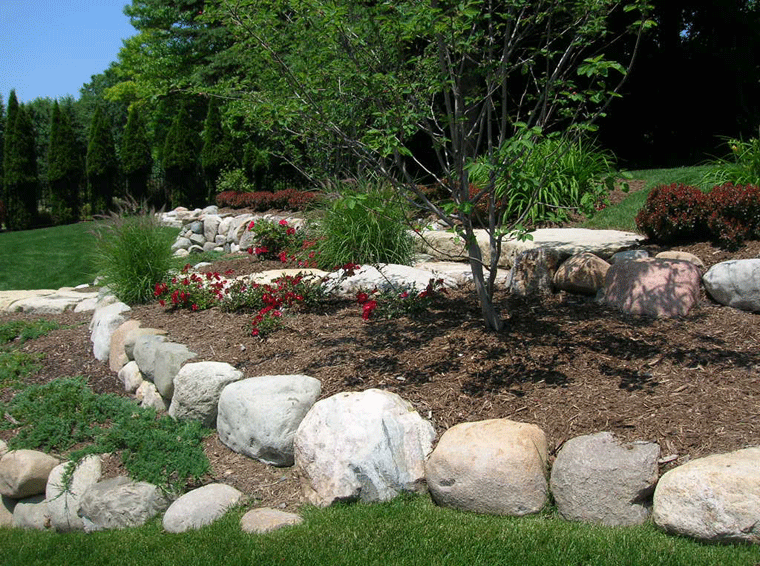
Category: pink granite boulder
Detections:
[{"x1": 603, "y1": 258, "x2": 701, "y2": 317}]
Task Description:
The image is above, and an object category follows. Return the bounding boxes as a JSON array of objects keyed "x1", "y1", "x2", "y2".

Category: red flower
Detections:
[
  {"x1": 286, "y1": 227, "x2": 296, "y2": 236},
  {"x1": 191, "y1": 304, "x2": 198, "y2": 311},
  {"x1": 279, "y1": 251, "x2": 289, "y2": 263},
  {"x1": 252, "y1": 328, "x2": 260, "y2": 336},
  {"x1": 279, "y1": 219, "x2": 289, "y2": 226},
  {"x1": 361, "y1": 300, "x2": 377, "y2": 321},
  {"x1": 248, "y1": 220, "x2": 256, "y2": 230},
  {"x1": 159, "y1": 299, "x2": 166, "y2": 307},
  {"x1": 356, "y1": 292, "x2": 369, "y2": 304}
]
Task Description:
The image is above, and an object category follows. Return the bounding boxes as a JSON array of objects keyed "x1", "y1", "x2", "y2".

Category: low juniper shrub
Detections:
[
  {"x1": 705, "y1": 183, "x2": 760, "y2": 250},
  {"x1": 635, "y1": 183, "x2": 709, "y2": 243}
]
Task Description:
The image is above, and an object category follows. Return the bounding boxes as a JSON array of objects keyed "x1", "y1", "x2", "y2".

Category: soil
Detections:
[{"x1": 1, "y1": 180, "x2": 759, "y2": 512}]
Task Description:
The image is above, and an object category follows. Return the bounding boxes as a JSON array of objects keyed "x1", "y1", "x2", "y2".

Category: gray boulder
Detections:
[
  {"x1": 89, "y1": 301, "x2": 131, "y2": 361},
  {"x1": 425, "y1": 419, "x2": 548, "y2": 516},
  {"x1": 168, "y1": 362, "x2": 243, "y2": 427},
  {"x1": 550, "y1": 432, "x2": 660, "y2": 526},
  {"x1": 163, "y1": 483, "x2": 243, "y2": 533},
  {"x1": 46, "y1": 455, "x2": 102, "y2": 532},
  {"x1": 203, "y1": 215, "x2": 221, "y2": 243},
  {"x1": 78, "y1": 476, "x2": 171, "y2": 532},
  {"x1": 135, "y1": 339, "x2": 197, "y2": 400},
  {"x1": 653, "y1": 447, "x2": 760, "y2": 544},
  {"x1": 12, "y1": 494, "x2": 50, "y2": 530},
  {"x1": 294, "y1": 389, "x2": 436, "y2": 507},
  {"x1": 703, "y1": 259, "x2": 760, "y2": 312},
  {"x1": 0, "y1": 449, "x2": 59, "y2": 499},
  {"x1": 118, "y1": 360, "x2": 144, "y2": 393},
  {"x1": 217, "y1": 375, "x2": 321, "y2": 466},
  {"x1": 610, "y1": 249, "x2": 649, "y2": 263},
  {"x1": 135, "y1": 381, "x2": 167, "y2": 412}
]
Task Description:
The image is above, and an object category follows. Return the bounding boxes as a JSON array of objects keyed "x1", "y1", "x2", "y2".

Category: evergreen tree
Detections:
[
  {"x1": 0, "y1": 94, "x2": 5, "y2": 225},
  {"x1": 163, "y1": 104, "x2": 200, "y2": 207},
  {"x1": 3, "y1": 96, "x2": 38, "y2": 231},
  {"x1": 48, "y1": 101, "x2": 83, "y2": 223},
  {"x1": 200, "y1": 97, "x2": 233, "y2": 199},
  {"x1": 121, "y1": 104, "x2": 152, "y2": 202},
  {"x1": 86, "y1": 106, "x2": 118, "y2": 214}
]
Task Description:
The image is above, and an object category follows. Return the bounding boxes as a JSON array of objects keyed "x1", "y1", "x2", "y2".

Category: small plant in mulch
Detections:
[{"x1": 0, "y1": 376, "x2": 209, "y2": 493}]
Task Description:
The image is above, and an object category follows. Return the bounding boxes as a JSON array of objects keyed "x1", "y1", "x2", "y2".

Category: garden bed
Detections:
[{"x1": 1, "y1": 237, "x2": 759, "y2": 512}]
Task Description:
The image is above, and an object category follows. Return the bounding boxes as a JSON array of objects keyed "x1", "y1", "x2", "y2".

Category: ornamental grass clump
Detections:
[
  {"x1": 92, "y1": 201, "x2": 177, "y2": 304},
  {"x1": 702, "y1": 136, "x2": 760, "y2": 187},
  {"x1": 312, "y1": 179, "x2": 415, "y2": 269}
]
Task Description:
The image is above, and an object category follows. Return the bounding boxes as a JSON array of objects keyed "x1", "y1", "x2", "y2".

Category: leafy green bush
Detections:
[
  {"x1": 313, "y1": 179, "x2": 415, "y2": 269},
  {"x1": 702, "y1": 137, "x2": 760, "y2": 186},
  {"x1": 0, "y1": 319, "x2": 60, "y2": 347},
  {"x1": 215, "y1": 167, "x2": 254, "y2": 194},
  {"x1": 467, "y1": 133, "x2": 619, "y2": 225},
  {"x1": 1, "y1": 377, "x2": 209, "y2": 491},
  {"x1": 92, "y1": 205, "x2": 178, "y2": 304},
  {"x1": 634, "y1": 183, "x2": 709, "y2": 243}
]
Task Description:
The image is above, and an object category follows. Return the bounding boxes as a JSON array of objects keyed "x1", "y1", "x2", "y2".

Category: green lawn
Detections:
[
  {"x1": 0, "y1": 495, "x2": 757, "y2": 566},
  {"x1": 0, "y1": 221, "x2": 99, "y2": 291}
]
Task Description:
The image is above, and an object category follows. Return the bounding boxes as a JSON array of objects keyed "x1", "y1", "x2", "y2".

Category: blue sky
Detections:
[{"x1": 0, "y1": 0, "x2": 136, "y2": 104}]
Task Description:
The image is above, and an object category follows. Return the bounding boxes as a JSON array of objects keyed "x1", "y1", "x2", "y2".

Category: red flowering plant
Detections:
[
  {"x1": 153, "y1": 264, "x2": 233, "y2": 311},
  {"x1": 220, "y1": 273, "x2": 325, "y2": 338},
  {"x1": 246, "y1": 219, "x2": 306, "y2": 261},
  {"x1": 355, "y1": 278, "x2": 446, "y2": 321}
]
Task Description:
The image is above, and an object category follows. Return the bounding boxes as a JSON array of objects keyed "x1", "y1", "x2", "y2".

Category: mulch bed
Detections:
[{"x1": 1, "y1": 195, "x2": 759, "y2": 510}]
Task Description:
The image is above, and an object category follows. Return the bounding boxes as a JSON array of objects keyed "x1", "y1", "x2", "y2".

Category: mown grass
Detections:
[
  {"x1": 0, "y1": 222, "x2": 100, "y2": 291},
  {"x1": 0, "y1": 495, "x2": 757, "y2": 566},
  {"x1": 583, "y1": 165, "x2": 713, "y2": 231}
]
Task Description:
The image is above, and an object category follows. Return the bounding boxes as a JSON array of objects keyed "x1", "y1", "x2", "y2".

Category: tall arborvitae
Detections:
[
  {"x1": 200, "y1": 97, "x2": 233, "y2": 199},
  {"x1": 0, "y1": 94, "x2": 5, "y2": 226},
  {"x1": 3, "y1": 93, "x2": 38, "y2": 230},
  {"x1": 86, "y1": 106, "x2": 118, "y2": 214},
  {"x1": 48, "y1": 101, "x2": 83, "y2": 223},
  {"x1": 121, "y1": 104, "x2": 152, "y2": 203},
  {"x1": 163, "y1": 104, "x2": 200, "y2": 207}
]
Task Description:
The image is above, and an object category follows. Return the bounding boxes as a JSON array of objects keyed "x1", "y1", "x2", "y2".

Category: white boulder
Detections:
[
  {"x1": 162, "y1": 483, "x2": 243, "y2": 533},
  {"x1": 294, "y1": 389, "x2": 436, "y2": 507},
  {"x1": 703, "y1": 259, "x2": 760, "y2": 312},
  {"x1": 217, "y1": 375, "x2": 321, "y2": 466}
]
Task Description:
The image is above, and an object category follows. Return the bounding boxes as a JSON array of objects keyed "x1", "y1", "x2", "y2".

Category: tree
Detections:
[
  {"x1": 3, "y1": 93, "x2": 39, "y2": 231},
  {"x1": 121, "y1": 104, "x2": 153, "y2": 202},
  {"x1": 48, "y1": 101, "x2": 84, "y2": 223},
  {"x1": 200, "y1": 97, "x2": 234, "y2": 198},
  {"x1": 163, "y1": 103, "x2": 201, "y2": 207},
  {"x1": 214, "y1": 0, "x2": 652, "y2": 330},
  {"x1": 599, "y1": 0, "x2": 760, "y2": 166},
  {"x1": 87, "y1": 106, "x2": 119, "y2": 214}
]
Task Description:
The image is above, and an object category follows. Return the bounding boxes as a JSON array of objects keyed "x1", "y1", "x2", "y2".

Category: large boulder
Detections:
[
  {"x1": 108, "y1": 319, "x2": 142, "y2": 372},
  {"x1": 603, "y1": 258, "x2": 701, "y2": 317},
  {"x1": 549, "y1": 432, "x2": 660, "y2": 526},
  {"x1": 217, "y1": 375, "x2": 321, "y2": 466},
  {"x1": 553, "y1": 252, "x2": 610, "y2": 295},
  {"x1": 294, "y1": 389, "x2": 436, "y2": 507},
  {"x1": 507, "y1": 248, "x2": 563, "y2": 296},
  {"x1": 162, "y1": 483, "x2": 243, "y2": 533},
  {"x1": 78, "y1": 476, "x2": 171, "y2": 532},
  {"x1": 703, "y1": 259, "x2": 760, "y2": 312},
  {"x1": 322, "y1": 264, "x2": 457, "y2": 298},
  {"x1": 653, "y1": 447, "x2": 760, "y2": 544},
  {"x1": 133, "y1": 337, "x2": 197, "y2": 401},
  {"x1": 89, "y1": 301, "x2": 131, "y2": 361},
  {"x1": 46, "y1": 455, "x2": 102, "y2": 532},
  {"x1": 0, "y1": 450, "x2": 59, "y2": 499},
  {"x1": 425, "y1": 419, "x2": 548, "y2": 516},
  {"x1": 168, "y1": 362, "x2": 243, "y2": 427},
  {"x1": 12, "y1": 494, "x2": 49, "y2": 530}
]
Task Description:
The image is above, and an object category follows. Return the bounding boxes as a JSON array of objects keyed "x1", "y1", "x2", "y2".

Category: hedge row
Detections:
[
  {"x1": 635, "y1": 182, "x2": 760, "y2": 249},
  {"x1": 215, "y1": 189, "x2": 320, "y2": 212}
]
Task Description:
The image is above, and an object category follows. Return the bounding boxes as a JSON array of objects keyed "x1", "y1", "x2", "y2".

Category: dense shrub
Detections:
[
  {"x1": 0, "y1": 200, "x2": 6, "y2": 228},
  {"x1": 705, "y1": 183, "x2": 760, "y2": 249},
  {"x1": 635, "y1": 183, "x2": 709, "y2": 243},
  {"x1": 215, "y1": 189, "x2": 319, "y2": 211}
]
